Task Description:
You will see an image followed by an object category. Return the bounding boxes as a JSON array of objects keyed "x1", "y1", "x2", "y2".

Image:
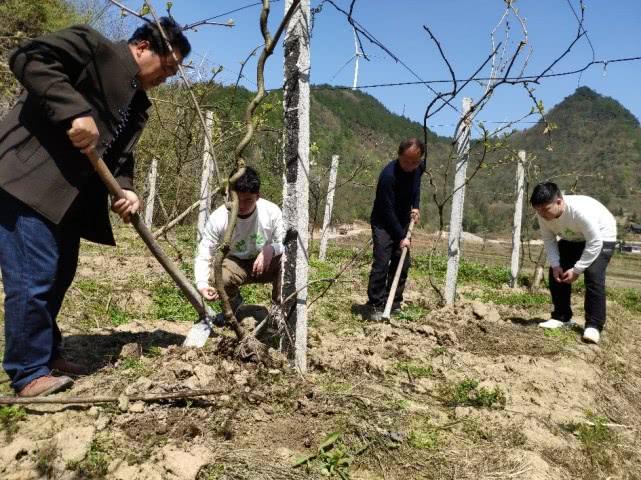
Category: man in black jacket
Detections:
[
  {"x1": 366, "y1": 138, "x2": 424, "y2": 321},
  {"x1": 0, "y1": 19, "x2": 190, "y2": 396}
]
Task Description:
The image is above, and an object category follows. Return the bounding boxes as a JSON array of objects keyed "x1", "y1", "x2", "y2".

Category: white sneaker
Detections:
[
  {"x1": 582, "y1": 327, "x2": 600, "y2": 344},
  {"x1": 538, "y1": 319, "x2": 576, "y2": 329}
]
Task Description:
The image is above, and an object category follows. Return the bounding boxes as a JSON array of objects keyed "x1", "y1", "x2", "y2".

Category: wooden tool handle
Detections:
[
  {"x1": 382, "y1": 219, "x2": 415, "y2": 319},
  {"x1": 86, "y1": 149, "x2": 212, "y2": 320}
]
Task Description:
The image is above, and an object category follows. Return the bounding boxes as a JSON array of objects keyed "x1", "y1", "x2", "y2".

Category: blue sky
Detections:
[{"x1": 119, "y1": 0, "x2": 641, "y2": 137}]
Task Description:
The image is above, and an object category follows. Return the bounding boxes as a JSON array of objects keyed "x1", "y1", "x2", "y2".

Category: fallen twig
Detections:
[{"x1": 0, "y1": 388, "x2": 225, "y2": 405}]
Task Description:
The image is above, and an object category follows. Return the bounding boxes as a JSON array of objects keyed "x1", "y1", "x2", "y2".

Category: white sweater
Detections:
[
  {"x1": 194, "y1": 198, "x2": 285, "y2": 289},
  {"x1": 537, "y1": 195, "x2": 617, "y2": 274}
]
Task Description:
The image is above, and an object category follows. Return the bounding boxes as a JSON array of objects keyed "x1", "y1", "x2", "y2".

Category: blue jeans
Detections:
[{"x1": 0, "y1": 189, "x2": 80, "y2": 391}]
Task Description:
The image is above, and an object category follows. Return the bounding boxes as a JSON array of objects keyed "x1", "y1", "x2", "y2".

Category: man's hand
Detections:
[
  {"x1": 399, "y1": 238, "x2": 411, "y2": 250},
  {"x1": 199, "y1": 286, "x2": 218, "y2": 301},
  {"x1": 67, "y1": 116, "x2": 99, "y2": 154},
  {"x1": 110, "y1": 190, "x2": 140, "y2": 223},
  {"x1": 410, "y1": 208, "x2": 420, "y2": 224},
  {"x1": 551, "y1": 266, "x2": 563, "y2": 283},
  {"x1": 253, "y1": 245, "x2": 274, "y2": 277},
  {"x1": 561, "y1": 269, "x2": 580, "y2": 284}
]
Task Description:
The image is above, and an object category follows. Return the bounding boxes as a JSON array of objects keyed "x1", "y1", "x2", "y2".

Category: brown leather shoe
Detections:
[
  {"x1": 50, "y1": 357, "x2": 89, "y2": 376},
  {"x1": 17, "y1": 375, "x2": 73, "y2": 397}
]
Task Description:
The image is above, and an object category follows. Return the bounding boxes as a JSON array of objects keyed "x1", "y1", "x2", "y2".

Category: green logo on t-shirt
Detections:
[
  {"x1": 251, "y1": 232, "x2": 266, "y2": 249},
  {"x1": 234, "y1": 239, "x2": 247, "y2": 252}
]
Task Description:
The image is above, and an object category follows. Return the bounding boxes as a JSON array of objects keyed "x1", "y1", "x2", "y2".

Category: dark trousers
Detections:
[
  {"x1": 366, "y1": 225, "x2": 410, "y2": 309},
  {"x1": 0, "y1": 189, "x2": 80, "y2": 391},
  {"x1": 549, "y1": 239, "x2": 615, "y2": 330}
]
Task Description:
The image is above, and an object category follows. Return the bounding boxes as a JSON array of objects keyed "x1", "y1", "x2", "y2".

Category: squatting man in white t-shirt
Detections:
[
  {"x1": 531, "y1": 182, "x2": 617, "y2": 344},
  {"x1": 194, "y1": 167, "x2": 285, "y2": 322}
]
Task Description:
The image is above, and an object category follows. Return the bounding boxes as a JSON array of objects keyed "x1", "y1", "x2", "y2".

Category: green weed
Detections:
[
  {"x1": 396, "y1": 304, "x2": 429, "y2": 322},
  {"x1": 294, "y1": 431, "x2": 362, "y2": 479},
  {"x1": 108, "y1": 305, "x2": 130, "y2": 326},
  {"x1": 395, "y1": 361, "x2": 433, "y2": 379},
  {"x1": 544, "y1": 327, "x2": 578, "y2": 345},
  {"x1": 440, "y1": 378, "x2": 506, "y2": 409},
  {"x1": 408, "y1": 421, "x2": 440, "y2": 450},
  {"x1": 0, "y1": 405, "x2": 26, "y2": 440}
]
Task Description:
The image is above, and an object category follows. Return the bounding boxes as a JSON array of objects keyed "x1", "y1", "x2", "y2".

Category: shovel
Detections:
[
  {"x1": 86, "y1": 149, "x2": 216, "y2": 347},
  {"x1": 382, "y1": 219, "x2": 415, "y2": 320}
]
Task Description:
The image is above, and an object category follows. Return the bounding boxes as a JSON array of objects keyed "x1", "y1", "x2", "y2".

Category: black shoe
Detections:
[{"x1": 364, "y1": 303, "x2": 383, "y2": 321}]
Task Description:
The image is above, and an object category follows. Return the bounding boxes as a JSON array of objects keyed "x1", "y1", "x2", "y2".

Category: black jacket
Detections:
[
  {"x1": 370, "y1": 160, "x2": 423, "y2": 242},
  {"x1": 0, "y1": 25, "x2": 151, "y2": 245}
]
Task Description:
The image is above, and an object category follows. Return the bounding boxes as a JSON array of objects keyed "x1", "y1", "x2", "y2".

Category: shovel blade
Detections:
[{"x1": 183, "y1": 320, "x2": 212, "y2": 348}]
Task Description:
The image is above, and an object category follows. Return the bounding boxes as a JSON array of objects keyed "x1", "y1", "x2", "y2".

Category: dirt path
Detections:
[{"x1": 1, "y1": 228, "x2": 640, "y2": 479}]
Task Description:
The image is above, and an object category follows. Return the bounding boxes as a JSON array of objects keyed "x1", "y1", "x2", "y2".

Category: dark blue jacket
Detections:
[{"x1": 370, "y1": 160, "x2": 423, "y2": 241}]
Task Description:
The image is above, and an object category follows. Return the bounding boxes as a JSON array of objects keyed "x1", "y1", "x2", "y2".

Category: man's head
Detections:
[
  {"x1": 530, "y1": 182, "x2": 564, "y2": 220},
  {"x1": 397, "y1": 137, "x2": 425, "y2": 173},
  {"x1": 234, "y1": 166, "x2": 261, "y2": 216},
  {"x1": 128, "y1": 17, "x2": 191, "y2": 90}
]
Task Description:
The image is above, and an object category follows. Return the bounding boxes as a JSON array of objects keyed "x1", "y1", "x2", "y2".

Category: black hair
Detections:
[
  {"x1": 234, "y1": 166, "x2": 260, "y2": 194},
  {"x1": 398, "y1": 137, "x2": 426, "y2": 156},
  {"x1": 530, "y1": 182, "x2": 562, "y2": 206},
  {"x1": 128, "y1": 17, "x2": 191, "y2": 59}
]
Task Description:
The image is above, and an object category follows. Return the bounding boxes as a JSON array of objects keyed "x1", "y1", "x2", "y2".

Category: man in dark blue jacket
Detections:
[{"x1": 366, "y1": 138, "x2": 424, "y2": 320}]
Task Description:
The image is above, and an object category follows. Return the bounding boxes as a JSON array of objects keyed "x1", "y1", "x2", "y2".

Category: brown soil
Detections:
[{"x1": 1, "y1": 227, "x2": 640, "y2": 480}]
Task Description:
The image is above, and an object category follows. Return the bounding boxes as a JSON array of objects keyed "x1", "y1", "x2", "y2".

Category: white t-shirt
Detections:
[
  {"x1": 537, "y1": 195, "x2": 617, "y2": 274},
  {"x1": 194, "y1": 198, "x2": 285, "y2": 289}
]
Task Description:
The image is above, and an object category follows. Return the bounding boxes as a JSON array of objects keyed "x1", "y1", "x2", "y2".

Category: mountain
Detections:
[{"x1": 467, "y1": 86, "x2": 641, "y2": 234}]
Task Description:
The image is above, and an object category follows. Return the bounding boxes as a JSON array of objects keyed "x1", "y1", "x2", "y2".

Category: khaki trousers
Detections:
[{"x1": 213, "y1": 254, "x2": 283, "y2": 304}]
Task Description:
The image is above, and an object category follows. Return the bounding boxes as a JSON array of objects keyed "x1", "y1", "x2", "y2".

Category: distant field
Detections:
[{"x1": 334, "y1": 225, "x2": 641, "y2": 290}]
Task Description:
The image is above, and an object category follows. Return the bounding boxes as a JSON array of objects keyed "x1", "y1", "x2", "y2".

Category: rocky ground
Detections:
[{"x1": 1, "y1": 227, "x2": 641, "y2": 480}]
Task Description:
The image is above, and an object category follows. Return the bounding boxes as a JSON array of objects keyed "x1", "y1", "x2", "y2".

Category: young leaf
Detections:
[
  {"x1": 318, "y1": 431, "x2": 342, "y2": 451},
  {"x1": 293, "y1": 452, "x2": 317, "y2": 467}
]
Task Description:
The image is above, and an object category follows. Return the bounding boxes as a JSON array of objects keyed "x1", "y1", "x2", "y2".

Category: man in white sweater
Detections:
[
  {"x1": 531, "y1": 182, "x2": 617, "y2": 344},
  {"x1": 194, "y1": 167, "x2": 285, "y2": 318}
]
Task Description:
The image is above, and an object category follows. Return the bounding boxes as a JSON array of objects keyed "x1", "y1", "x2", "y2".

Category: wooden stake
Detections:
[{"x1": 318, "y1": 154, "x2": 339, "y2": 261}]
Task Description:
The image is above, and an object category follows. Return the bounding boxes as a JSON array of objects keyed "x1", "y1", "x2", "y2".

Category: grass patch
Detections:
[
  {"x1": 396, "y1": 304, "x2": 429, "y2": 322},
  {"x1": 466, "y1": 289, "x2": 549, "y2": 306},
  {"x1": 413, "y1": 254, "x2": 511, "y2": 288},
  {"x1": 151, "y1": 281, "x2": 199, "y2": 321},
  {"x1": 239, "y1": 283, "x2": 271, "y2": 305},
  {"x1": 0, "y1": 405, "x2": 26, "y2": 440},
  {"x1": 408, "y1": 419, "x2": 440, "y2": 450},
  {"x1": 119, "y1": 358, "x2": 150, "y2": 379},
  {"x1": 108, "y1": 304, "x2": 130, "y2": 326},
  {"x1": 463, "y1": 417, "x2": 527, "y2": 446},
  {"x1": 543, "y1": 327, "x2": 578, "y2": 345},
  {"x1": 609, "y1": 288, "x2": 641, "y2": 315},
  {"x1": 395, "y1": 361, "x2": 433, "y2": 378},
  {"x1": 318, "y1": 374, "x2": 353, "y2": 395},
  {"x1": 560, "y1": 413, "x2": 619, "y2": 471},
  {"x1": 440, "y1": 378, "x2": 506, "y2": 409}
]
